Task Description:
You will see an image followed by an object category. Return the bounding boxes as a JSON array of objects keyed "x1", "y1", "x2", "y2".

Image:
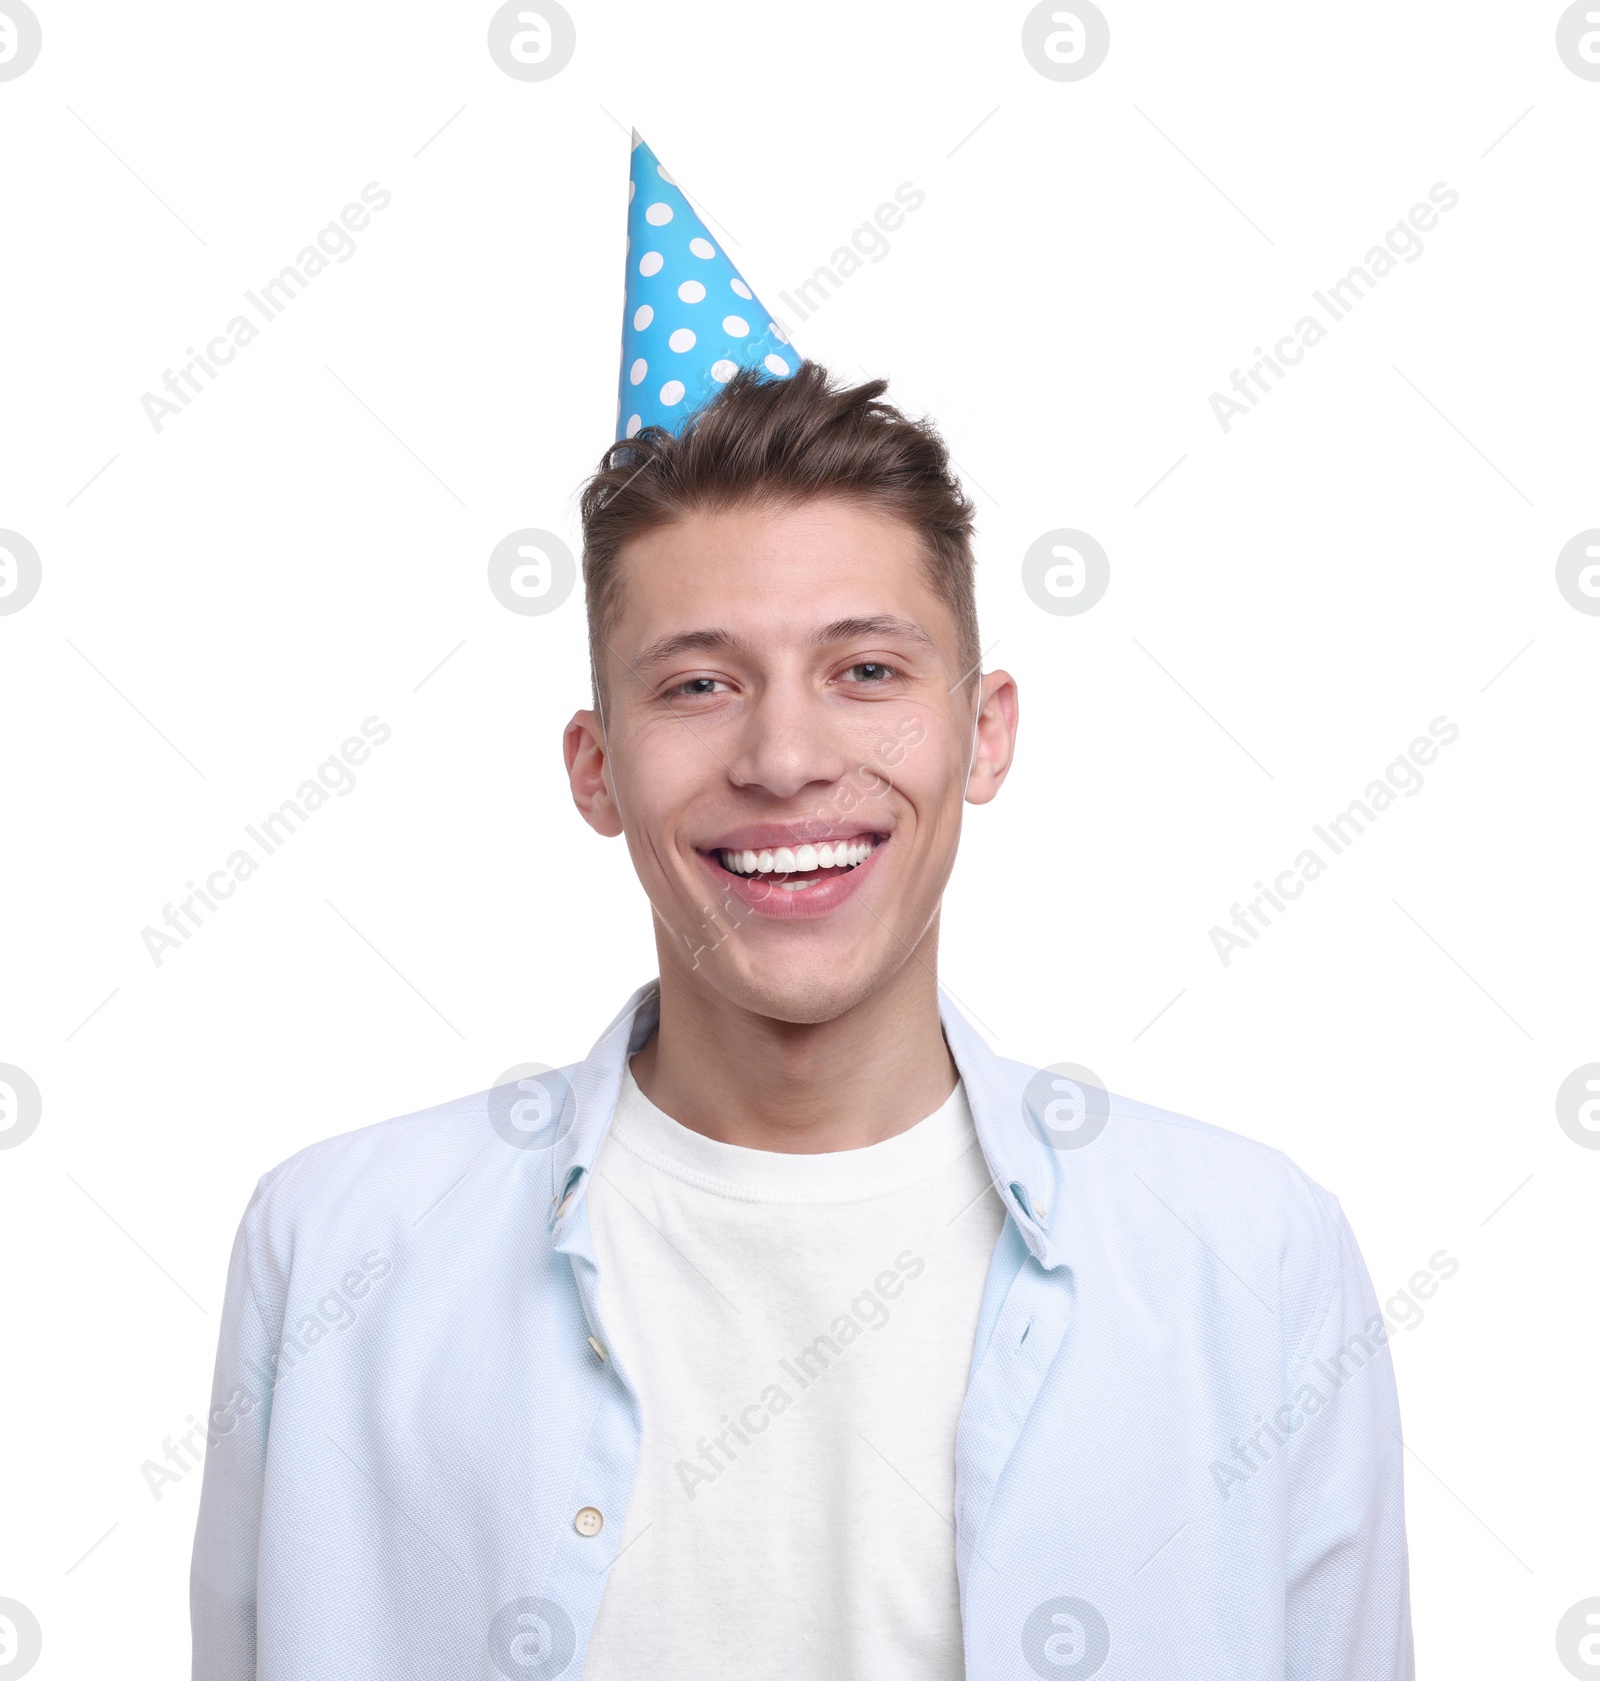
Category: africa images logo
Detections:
[
  {"x1": 0, "y1": 1, "x2": 42, "y2": 80},
  {"x1": 1022, "y1": 1596, "x2": 1111, "y2": 1676}
]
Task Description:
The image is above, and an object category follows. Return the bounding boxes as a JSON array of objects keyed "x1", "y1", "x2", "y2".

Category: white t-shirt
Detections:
[{"x1": 583, "y1": 1067, "x2": 1006, "y2": 1681}]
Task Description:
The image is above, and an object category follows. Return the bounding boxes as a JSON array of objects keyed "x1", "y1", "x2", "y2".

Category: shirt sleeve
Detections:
[
  {"x1": 1284, "y1": 1195, "x2": 1414, "y2": 1680},
  {"x1": 191, "y1": 1182, "x2": 281, "y2": 1681}
]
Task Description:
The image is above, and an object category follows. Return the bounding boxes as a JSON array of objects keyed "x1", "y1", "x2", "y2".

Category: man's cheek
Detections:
[{"x1": 876, "y1": 737, "x2": 906, "y2": 768}]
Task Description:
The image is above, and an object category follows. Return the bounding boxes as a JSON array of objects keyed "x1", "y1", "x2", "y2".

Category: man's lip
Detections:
[
  {"x1": 697, "y1": 822, "x2": 891, "y2": 853},
  {"x1": 697, "y1": 833, "x2": 888, "y2": 919}
]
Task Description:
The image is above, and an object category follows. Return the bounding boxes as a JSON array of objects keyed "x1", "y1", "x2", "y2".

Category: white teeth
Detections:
[{"x1": 717, "y1": 836, "x2": 879, "y2": 876}]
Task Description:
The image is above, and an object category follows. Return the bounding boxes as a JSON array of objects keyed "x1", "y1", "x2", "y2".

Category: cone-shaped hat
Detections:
[{"x1": 617, "y1": 132, "x2": 798, "y2": 439}]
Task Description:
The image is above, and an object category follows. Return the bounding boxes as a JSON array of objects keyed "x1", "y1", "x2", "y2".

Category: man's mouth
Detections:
[{"x1": 715, "y1": 833, "x2": 880, "y2": 890}]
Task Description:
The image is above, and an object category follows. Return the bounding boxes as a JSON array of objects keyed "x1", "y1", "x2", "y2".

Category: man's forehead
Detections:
[
  {"x1": 599, "y1": 498, "x2": 962, "y2": 685},
  {"x1": 637, "y1": 495, "x2": 909, "y2": 549}
]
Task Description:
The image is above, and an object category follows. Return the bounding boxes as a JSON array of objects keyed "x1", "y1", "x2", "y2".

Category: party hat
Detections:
[{"x1": 617, "y1": 132, "x2": 799, "y2": 440}]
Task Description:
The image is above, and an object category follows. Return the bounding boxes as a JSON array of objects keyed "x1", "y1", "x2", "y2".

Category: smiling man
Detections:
[{"x1": 190, "y1": 138, "x2": 1412, "y2": 1681}]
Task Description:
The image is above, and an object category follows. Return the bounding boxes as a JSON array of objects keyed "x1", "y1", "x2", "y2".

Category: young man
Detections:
[{"x1": 191, "y1": 138, "x2": 1412, "y2": 1680}]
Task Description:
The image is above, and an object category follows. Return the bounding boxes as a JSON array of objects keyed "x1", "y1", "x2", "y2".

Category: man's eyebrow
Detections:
[
  {"x1": 811, "y1": 615, "x2": 937, "y2": 651},
  {"x1": 631, "y1": 627, "x2": 744, "y2": 675},
  {"x1": 628, "y1": 616, "x2": 936, "y2": 678}
]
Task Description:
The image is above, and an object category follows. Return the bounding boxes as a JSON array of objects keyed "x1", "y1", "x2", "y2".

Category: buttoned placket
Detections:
[
  {"x1": 935, "y1": 995, "x2": 1080, "y2": 1620},
  {"x1": 539, "y1": 1172, "x2": 643, "y2": 1635},
  {"x1": 535, "y1": 989, "x2": 661, "y2": 1643}
]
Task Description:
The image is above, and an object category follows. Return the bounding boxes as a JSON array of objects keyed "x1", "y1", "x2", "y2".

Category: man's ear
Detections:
[
  {"x1": 564, "y1": 709, "x2": 624, "y2": 837},
  {"x1": 964, "y1": 669, "x2": 1018, "y2": 806}
]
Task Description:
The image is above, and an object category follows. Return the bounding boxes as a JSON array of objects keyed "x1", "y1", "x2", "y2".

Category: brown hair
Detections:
[{"x1": 578, "y1": 361, "x2": 979, "y2": 694}]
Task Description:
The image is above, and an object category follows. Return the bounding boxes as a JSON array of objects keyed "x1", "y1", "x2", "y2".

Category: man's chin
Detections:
[{"x1": 685, "y1": 946, "x2": 905, "y2": 1029}]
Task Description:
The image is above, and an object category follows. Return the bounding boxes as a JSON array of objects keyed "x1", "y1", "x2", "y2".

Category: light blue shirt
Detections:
[{"x1": 192, "y1": 981, "x2": 1412, "y2": 1679}]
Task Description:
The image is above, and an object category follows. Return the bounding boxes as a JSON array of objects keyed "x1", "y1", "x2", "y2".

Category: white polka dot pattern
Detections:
[{"x1": 616, "y1": 132, "x2": 800, "y2": 440}]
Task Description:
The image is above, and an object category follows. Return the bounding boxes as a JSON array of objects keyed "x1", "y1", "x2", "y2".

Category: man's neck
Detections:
[{"x1": 628, "y1": 939, "x2": 959, "y2": 1154}]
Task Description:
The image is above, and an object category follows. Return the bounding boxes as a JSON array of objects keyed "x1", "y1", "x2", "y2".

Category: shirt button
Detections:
[
  {"x1": 587, "y1": 1336, "x2": 608, "y2": 1362},
  {"x1": 574, "y1": 1506, "x2": 604, "y2": 1537},
  {"x1": 555, "y1": 1192, "x2": 577, "y2": 1219}
]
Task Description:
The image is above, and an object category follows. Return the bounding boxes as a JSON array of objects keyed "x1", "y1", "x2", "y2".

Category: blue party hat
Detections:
[{"x1": 617, "y1": 132, "x2": 799, "y2": 440}]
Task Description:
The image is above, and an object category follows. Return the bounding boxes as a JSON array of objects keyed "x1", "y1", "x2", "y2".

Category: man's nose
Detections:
[{"x1": 724, "y1": 682, "x2": 851, "y2": 802}]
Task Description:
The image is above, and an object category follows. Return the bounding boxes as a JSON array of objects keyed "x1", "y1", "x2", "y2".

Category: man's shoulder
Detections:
[
  {"x1": 993, "y1": 1052, "x2": 1350, "y2": 1327},
  {"x1": 997, "y1": 1051, "x2": 1334, "y2": 1204},
  {"x1": 243, "y1": 1076, "x2": 548, "y2": 1242},
  {"x1": 1107, "y1": 1085, "x2": 1335, "y2": 1213}
]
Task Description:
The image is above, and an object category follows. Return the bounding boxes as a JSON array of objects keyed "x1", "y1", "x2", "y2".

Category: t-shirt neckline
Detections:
[{"x1": 602, "y1": 1068, "x2": 981, "y2": 1206}]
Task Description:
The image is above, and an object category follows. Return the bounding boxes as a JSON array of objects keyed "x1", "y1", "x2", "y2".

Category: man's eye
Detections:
[
  {"x1": 669, "y1": 677, "x2": 723, "y2": 697},
  {"x1": 844, "y1": 662, "x2": 897, "y2": 683}
]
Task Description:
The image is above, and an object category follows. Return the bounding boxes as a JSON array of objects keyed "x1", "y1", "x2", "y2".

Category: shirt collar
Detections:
[{"x1": 550, "y1": 980, "x2": 1066, "y2": 1271}]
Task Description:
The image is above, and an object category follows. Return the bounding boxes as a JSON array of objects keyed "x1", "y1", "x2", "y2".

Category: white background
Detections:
[{"x1": 1, "y1": 2, "x2": 1596, "y2": 1675}]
